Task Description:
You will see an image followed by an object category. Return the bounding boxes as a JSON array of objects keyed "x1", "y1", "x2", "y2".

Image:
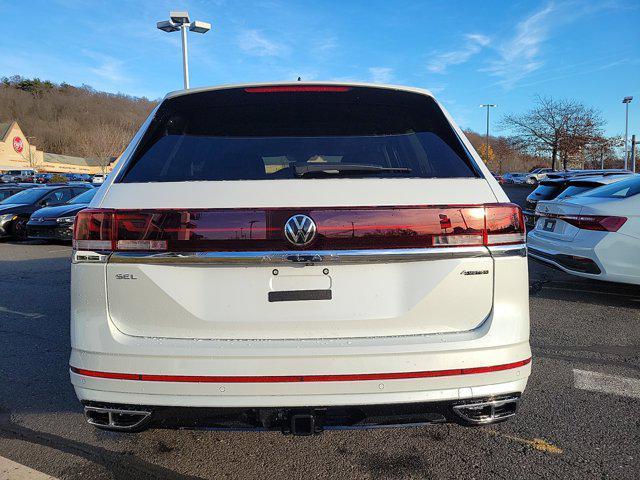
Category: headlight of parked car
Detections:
[
  {"x1": 56, "y1": 216, "x2": 76, "y2": 225},
  {"x1": 0, "y1": 213, "x2": 18, "y2": 224}
]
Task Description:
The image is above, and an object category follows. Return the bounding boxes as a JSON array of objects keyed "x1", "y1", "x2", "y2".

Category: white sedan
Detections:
[{"x1": 528, "y1": 175, "x2": 640, "y2": 285}]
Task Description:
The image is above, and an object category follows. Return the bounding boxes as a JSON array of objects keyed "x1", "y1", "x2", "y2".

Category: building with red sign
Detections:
[{"x1": 0, "y1": 120, "x2": 118, "y2": 175}]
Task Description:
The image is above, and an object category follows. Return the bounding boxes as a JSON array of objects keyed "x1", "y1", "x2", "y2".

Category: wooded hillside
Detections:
[{"x1": 0, "y1": 76, "x2": 156, "y2": 160}]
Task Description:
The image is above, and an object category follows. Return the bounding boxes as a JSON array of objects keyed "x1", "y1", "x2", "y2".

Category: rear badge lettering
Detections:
[
  {"x1": 461, "y1": 270, "x2": 489, "y2": 276},
  {"x1": 115, "y1": 273, "x2": 139, "y2": 280}
]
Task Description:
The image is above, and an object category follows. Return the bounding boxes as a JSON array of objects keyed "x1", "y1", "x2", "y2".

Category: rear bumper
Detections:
[
  {"x1": 81, "y1": 393, "x2": 523, "y2": 433},
  {"x1": 528, "y1": 247, "x2": 601, "y2": 274},
  {"x1": 528, "y1": 229, "x2": 640, "y2": 285},
  {"x1": 70, "y1": 350, "x2": 531, "y2": 408}
]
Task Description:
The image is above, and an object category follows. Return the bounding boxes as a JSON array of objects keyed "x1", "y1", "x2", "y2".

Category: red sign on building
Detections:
[{"x1": 13, "y1": 136, "x2": 24, "y2": 153}]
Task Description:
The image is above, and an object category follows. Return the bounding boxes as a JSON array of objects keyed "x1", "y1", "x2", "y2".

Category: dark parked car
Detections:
[
  {"x1": 0, "y1": 184, "x2": 39, "y2": 202},
  {"x1": 0, "y1": 184, "x2": 93, "y2": 239},
  {"x1": 27, "y1": 188, "x2": 97, "y2": 241}
]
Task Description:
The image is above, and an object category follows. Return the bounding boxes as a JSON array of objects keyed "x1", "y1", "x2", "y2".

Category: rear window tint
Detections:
[
  {"x1": 555, "y1": 184, "x2": 599, "y2": 199},
  {"x1": 119, "y1": 86, "x2": 479, "y2": 183},
  {"x1": 531, "y1": 184, "x2": 562, "y2": 199}
]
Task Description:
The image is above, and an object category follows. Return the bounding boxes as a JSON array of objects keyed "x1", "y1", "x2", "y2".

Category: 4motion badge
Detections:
[{"x1": 461, "y1": 270, "x2": 490, "y2": 276}]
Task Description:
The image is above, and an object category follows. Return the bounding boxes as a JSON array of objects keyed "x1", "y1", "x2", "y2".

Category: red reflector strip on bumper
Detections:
[{"x1": 70, "y1": 358, "x2": 531, "y2": 383}]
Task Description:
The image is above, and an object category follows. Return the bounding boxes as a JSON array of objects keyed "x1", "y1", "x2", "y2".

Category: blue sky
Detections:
[{"x1": 2, "y1": 0, "x2": 639, "y2": 136}]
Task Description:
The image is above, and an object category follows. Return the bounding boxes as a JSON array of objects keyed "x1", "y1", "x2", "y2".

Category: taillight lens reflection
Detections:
[
  {"x1": 73, "y1": 209, "x2": 113, "y2": 250},
  {"x1": 73, "y1": 204, "x2": 525, "y2": 252}
]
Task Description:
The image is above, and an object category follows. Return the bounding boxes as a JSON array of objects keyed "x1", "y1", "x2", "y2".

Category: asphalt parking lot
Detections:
[{"x1": 0, "y1": 185, "x2": 638, "y2": 480}]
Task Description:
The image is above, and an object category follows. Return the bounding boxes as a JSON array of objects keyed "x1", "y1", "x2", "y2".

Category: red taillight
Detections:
[
  {"x1": 484, "y1": 203, "x2": 526, "y2": 245},
  {"x1": 555, "y1": 215, "x2": 627, "y2": 232},
  {"x1": 73, "y1": 209, "x2": 114, "y2": 251},
  {"x1": 244, "y1": 86, "x2": 352, "y2": 93},
  {"x1": 73, "y1": 204, "x2": 525, "y2": 252}
]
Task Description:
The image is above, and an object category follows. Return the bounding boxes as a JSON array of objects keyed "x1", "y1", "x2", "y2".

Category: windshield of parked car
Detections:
[
  {"x1": 67, "y1": 188, "x2": 97, "y2": 204},
  {"x1": 0, "y1": 188, "x2": 48, "y2": 205},
  {"x1": 120, "y1": 86, "x2": 480, "y2": 183},
  {"x1": 582, "y1": 176, "x2": 640, "y2": 199},
  {"x1": 0, "y1": 190, "x2": 18, "y2": 201},
  {"x1": 531, "y1": 184, "x2": 562, "y2": 198}
]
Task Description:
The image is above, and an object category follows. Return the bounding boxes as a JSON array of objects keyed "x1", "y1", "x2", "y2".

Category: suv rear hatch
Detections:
[{"x1": 78, "y1": 85, "x2": 523, "y2": 340}]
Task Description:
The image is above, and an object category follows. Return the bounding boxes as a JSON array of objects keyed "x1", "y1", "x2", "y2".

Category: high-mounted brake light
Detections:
[
  {"x1": 73, "y1": 204, "x2": 525, "y2": 253},
  {"x1": 244, "y1": 86, "x2": 352, "y2": 93}
]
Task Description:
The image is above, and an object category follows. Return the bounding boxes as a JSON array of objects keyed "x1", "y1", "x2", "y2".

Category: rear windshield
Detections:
[
  {"x1": 119, "y1": 86, "x2": 479, "y2": 183},
  {"x1": 555, "y1": 183, "x2": 600, "y2": 199},
  {"x1": 531, "y1": 184, "x2": 562, "y2": 199},
  {"x1": 67, "y1": 188, "x2": 97, "y2": 204},
  {"x1": 582, "y1": 176, "x2": 640, "y2": 199}
]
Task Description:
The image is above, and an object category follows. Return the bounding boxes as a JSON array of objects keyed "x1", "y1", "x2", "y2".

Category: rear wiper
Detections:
[{"x1": 294, "y1": 163, "x2": 412, "y2": 177}]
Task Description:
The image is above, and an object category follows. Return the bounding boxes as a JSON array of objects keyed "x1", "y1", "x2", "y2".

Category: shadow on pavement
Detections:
[{"x1": 0, "y1": 408, "x2": 203, "y2": 480}]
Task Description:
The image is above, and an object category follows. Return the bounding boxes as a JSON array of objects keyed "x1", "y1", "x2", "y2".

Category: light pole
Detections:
[
  {"x1": 623, "y1": 96, "x2": 633, "y2": 169},
  {"x1": 157, "y1": 12, "x2": 211, "y2": 89},
  {"x1": 479, "y1": 104, "x2": 496, "y2": 169}
]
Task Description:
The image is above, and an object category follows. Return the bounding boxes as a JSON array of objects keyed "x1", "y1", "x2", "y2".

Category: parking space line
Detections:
[
  {"x1": 0, "y1": 306, "x2": 44, "y2": 319},
  {"x1": 0, "y1": 455, "x2": 58, "y2": 480},
  {"x1": 573, "y1": 369, "x2": 640, "y2": 399}
]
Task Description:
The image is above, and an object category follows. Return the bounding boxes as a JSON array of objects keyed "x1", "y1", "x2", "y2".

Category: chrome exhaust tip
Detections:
[
  {"x1": 452, "y1": 396, "x2": 520, "y2": 425},
  {"x1": 84, "y1": 406, "x2": 151, "y2": 431}
]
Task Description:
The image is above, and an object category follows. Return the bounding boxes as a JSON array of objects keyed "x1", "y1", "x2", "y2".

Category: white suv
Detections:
[
  {"x1": 70, "y1": 83, "x2": 530, "y2": 435},
  {"x1": 526, "y1": 168, "x2": 554, "y2": 185}
]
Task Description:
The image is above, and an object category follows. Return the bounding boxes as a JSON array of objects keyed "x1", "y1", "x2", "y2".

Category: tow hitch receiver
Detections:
[{"x1": 283, "y1": 412, "x2": 323, "y2": 436}]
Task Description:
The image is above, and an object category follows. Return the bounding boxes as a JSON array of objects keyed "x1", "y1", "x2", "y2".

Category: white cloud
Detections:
[
  {"x1": 368, "y1": 67, "x2": 394, "y2": 84},
  {"x1": 427, "y1": 33, "x2": 490, "y2": 73},
  {"x1": 311, "y1": 37, "x2": 338, "y2": 57},
  {"x1": 82, "y1": 50, "x2": 129, "y2": 84},
  {"x1": 237, "y1": 30, "x2": 287, "y2": 57},
  {"x1": 483, "y1": 3, "x2": 555, "y2": 87}
]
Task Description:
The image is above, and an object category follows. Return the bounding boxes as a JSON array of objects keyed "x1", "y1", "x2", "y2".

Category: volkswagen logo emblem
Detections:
[{"x1": 284, "y1": 214, "x2": 317, "y2": 246}]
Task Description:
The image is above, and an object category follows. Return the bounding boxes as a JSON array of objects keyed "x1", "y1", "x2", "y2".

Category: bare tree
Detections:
[
  {"x1": 78, "y1": 123, "x2": 132, "y2": 174},
  {"x1": 583, "y1": 136, "x2": 623, "y2": 169},
  {"x1": 501, "y1": 96, "x2": 605, "y2": 170}
]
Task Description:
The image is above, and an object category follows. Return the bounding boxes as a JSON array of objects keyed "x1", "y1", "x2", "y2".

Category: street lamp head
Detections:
[
  {"x1": 479, "y1": 104, "x2": 497, "y2": 108},
  {"x1": 189, "y1": 20, "x2": 211, "y2": 34},
  {"x1": 157, "y1": 20, "x2": 179, "y2": 32},
  {"x1": 170, "y1": 11, "x2": 191, "y2": 24},
  {"x1": 623, "y1": 96, "x2": 633, "y2": 104}
]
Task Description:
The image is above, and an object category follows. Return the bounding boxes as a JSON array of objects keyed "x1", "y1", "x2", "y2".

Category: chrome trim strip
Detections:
[
  {"x1": 108, "y1": 246, "x2": 491, "y2": 266},
  {"x1": 487, "y1": 244, "x2": 527, "y2": 258}
]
